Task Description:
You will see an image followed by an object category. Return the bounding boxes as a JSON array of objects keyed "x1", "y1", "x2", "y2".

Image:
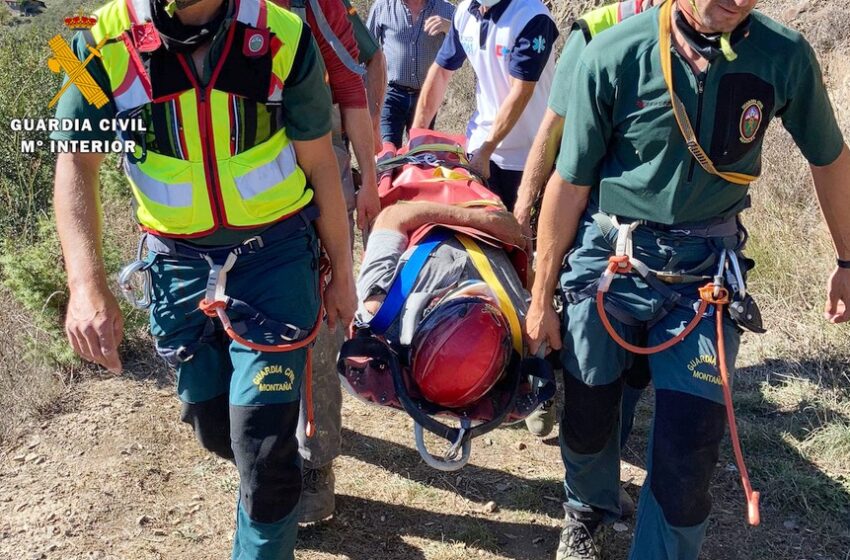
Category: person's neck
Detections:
[
  {"x1": 672, "y1": 0, "x2": 709, "y2": 73},
  {"x1": 174, "y1": 0, "x2": 225, "y2": 26},
  {"x1": 405, "y1": 0, "x2": 426, "y2": 12}
]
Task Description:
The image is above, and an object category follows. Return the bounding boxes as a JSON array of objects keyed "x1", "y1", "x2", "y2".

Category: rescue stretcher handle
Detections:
[{"x1": 413, "y1": 422, "x2": 472, "y2": 472}]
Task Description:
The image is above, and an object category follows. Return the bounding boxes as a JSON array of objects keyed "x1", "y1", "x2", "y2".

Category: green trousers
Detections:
[
  {"x1": 149, "y1": 225, "x2": 320, "y2": 560},
  {"x1": 558, "y1": 214, "x2": 743, "y2": 560}
]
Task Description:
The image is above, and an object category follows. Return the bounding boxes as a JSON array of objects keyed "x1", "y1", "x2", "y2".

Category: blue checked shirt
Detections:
[{"x1": 367, "y1": 0, "x2": 456, "y2": 90}]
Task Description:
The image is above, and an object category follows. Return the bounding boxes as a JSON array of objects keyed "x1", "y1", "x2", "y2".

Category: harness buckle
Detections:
[
  {"x1": 238, "y1": 235, "x2": 266, "y2": 254},
  {"x1": 278, "y1": 324, "x2": 306, "y2": 342}
]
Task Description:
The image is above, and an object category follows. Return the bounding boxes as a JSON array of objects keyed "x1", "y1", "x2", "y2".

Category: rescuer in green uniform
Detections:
[
  {"x1": 52, "y1": 0, "x2": 357, "y2": 558},
  {"x1": 525, "y1": 1, "x2": 850, "y2": 558}
]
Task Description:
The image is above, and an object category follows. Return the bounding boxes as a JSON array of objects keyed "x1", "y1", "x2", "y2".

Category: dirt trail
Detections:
[{"x1": 1, "y1": 364, "x2": 840, "y2": 560}]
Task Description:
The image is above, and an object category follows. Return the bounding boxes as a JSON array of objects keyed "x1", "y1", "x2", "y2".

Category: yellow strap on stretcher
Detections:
[
  {"x1": 658, "y1": 0, "x2": 757, "y2": 186},
  {"x1": 456, "y1": 234, "x2": 523, "y2": 353}
]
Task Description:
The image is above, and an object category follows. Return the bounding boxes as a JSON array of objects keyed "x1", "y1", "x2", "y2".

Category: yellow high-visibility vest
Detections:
[
  {"x1": 575, "y1": 0, "x2": 646, "y2": 42},
  {"x1": 90, "y1": 0, "x2": 313, "y2": 237}
]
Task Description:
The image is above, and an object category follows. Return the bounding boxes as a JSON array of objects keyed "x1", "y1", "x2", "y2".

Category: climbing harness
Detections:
[
  {"x1": 659, "y1": 0, "x2": 757, "y2": 186},
  {"x1": 119, "y1": 207, "x2": 327, "y2": 437},
  {"x1": 588, "y1": 213, "x2": 761, "y2": 525}
]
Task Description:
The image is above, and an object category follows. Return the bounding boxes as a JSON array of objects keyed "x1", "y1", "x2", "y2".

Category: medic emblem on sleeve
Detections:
[{"x1": 739, "y1": 99, "x2": 764, "y2": 144}]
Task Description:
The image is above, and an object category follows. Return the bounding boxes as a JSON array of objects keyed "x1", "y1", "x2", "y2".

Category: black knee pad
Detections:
[
  {"x1": 651, "y1": 390, "x2": 726, "y2": 527},
  {"x1": 561, "y1": 373, "x2": 622, "y2": 455},
  {"x1": 230, "y1": 402, "x2": 301, "y2": 523},
  {"x1": 181, "y1": 394, "x2": 234, "y2": 461}
]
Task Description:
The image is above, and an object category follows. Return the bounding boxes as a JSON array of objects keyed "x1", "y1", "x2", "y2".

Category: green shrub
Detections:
[
  {"x1": 0, "y1": 22, "x2": 62, "y2": 241},
  {"x1": 0, "y1": 213, "x2": 148, "y2": 367}
]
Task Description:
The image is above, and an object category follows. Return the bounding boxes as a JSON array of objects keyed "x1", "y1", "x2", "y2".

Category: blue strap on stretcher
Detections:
[{"x1": 368, "y1": 229, "x2": 452, "y2": 334}]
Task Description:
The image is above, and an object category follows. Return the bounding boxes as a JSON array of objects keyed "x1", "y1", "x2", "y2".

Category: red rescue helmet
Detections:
[{"x1": 410, "y1": 282, "x2": 513, "y2": 408}]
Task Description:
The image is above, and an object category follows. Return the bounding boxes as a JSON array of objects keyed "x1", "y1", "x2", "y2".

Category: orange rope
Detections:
[
  {"x1": 198, "y1": 264, "x2": 328, "y2": 439},
  {"x1": 597, "y1": 253, "x2": 762, "y2": 524},
  {"x1": 709, "y1": 289, "x2": 761, "y2": 526},
  {"x1": 596, "y1": 260, "x2": 709, "y2": 355}
]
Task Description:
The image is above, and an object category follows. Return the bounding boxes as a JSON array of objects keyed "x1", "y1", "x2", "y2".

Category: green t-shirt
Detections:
[
  {"x1": 548, "y1": 28, "x2": 586, "y2": 118},
  {"x1": 341, "y1": 0, "x2": 379, "y2": 63},
  {"x1": 555, "y1": 7, "x2": 845, "y2": 225},
  {"x1": 52, "y1": 11, "x2": 333, "y2": 245}
]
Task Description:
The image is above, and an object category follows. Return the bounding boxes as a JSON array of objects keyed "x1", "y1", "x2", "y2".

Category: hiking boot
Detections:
[
  {"x1": 299, "y1": 463, "x2": 335, "y2": 524},
  {"x1": 619, "y1": 486, "x2": 636, "y2": 519},
  {"x1": 556, "y1": 511, "x2": 600, "y2": 560},
  {"x1": 525, "y1": 401, "x2": 555, "y2": 438}
]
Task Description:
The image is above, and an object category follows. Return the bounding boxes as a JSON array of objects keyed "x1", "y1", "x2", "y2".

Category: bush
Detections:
[
  {"x1": 0, "y1": 212, "x2": 145, "y2": 367},
  {"x1": 0, "y1": 21, "x2": 62, "y2": 240}
]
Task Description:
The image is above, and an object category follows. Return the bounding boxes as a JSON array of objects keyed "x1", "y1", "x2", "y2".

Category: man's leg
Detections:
[
  {"x1": 629, "y1": 303, "x2": 740, "y2": 560},
  {"x1": 558, "y1": 296, "x2": 635, "y2": 559},
  {"x1": 294, "y1": 129, "x2": 353, "y2": 522},
  {"x1": 620, "y1": 354, "x2": 651, "y2": 450},
  {"x1": 227, "y1": 229, "x2": 321, "y2": 560},
  {"x1": 487, "y1": 161, "x2": 522, "y2": 211},
  {"x1": 149, "y1": 254, "x2": 234, "y2": 460},
  {"x1": 380, "y1": 84, "x2": 409, "y2": 148}
]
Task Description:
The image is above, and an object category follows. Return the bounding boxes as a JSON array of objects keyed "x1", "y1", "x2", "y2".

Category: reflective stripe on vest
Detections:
[
  {"x1": 124, "y1": 158, "x2": 193, "y2": 207},
  {"x1": 90, "y1": 0, "x2": 312, "y2": 236},
  {"x1": 233, "y1": 135, "x2": 298, "y2": 199}
]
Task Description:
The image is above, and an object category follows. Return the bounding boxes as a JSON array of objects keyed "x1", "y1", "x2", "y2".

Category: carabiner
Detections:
[
  {"x1": 727, "y1": 251, "x2": 747, "y2": 298},
  {"x1": 118, "y1": 260, "x2": 152, "y2": 309},
  {"x1": 713, "y1": 249, "x2": 728, "y2": 299}
]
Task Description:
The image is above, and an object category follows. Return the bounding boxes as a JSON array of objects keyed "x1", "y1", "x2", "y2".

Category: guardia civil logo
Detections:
[{"x1": 739, "y1": 99, "x2": 764, "y2": 144}]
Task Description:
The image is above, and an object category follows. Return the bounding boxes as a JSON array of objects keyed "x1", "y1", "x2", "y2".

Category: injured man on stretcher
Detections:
[{"x1": 355, "y1": 201, "x2": 528, "y2": 342}]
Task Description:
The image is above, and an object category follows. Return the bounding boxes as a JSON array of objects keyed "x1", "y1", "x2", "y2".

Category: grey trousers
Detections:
[{"x1": 296, "y1": 116, "x2": 355, "y2": 469}]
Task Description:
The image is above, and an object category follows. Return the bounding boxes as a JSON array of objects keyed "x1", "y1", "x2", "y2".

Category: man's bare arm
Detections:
[
  {"x1": 365, "y1": 49, "x2": 387, "y2": 151},
  {"x1": 526, "y1": 173, "x2": 590, "y2": 352},
  {"x1": 340, "y1": 106, "x2": 381, "y2": 231},
  {"x1": 294, "y1": 134, "x2": 357, "y2": 330},
  {"x1": 810, "y1": 143, "x2": 850, "y2": 323},
  {"x1": 411, "y1": 64, "x2": 454, "y2": 130},
  {"x1": 373, "y1": 202, "x2": 524, "y2": 247},
  {"x1": 514, "y1": 108, "x2": 565, "y2": 234},
  {"x1": 54, "y1": 151, "x2": 123, "y2": 373},
  {"x1": 469, "y1": 78, "x2": 537, "y2": 179}
]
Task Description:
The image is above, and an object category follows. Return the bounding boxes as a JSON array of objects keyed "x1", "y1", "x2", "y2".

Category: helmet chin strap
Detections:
[{"x1": 680, "y1": 0, "x2": 738, "y2": 62}]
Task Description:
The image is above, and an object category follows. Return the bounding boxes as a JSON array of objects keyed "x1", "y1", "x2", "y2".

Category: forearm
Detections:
[
  {"x1": 365, "y1": 50, "x2": 387, "y2": 122},
  {"x1": 341, "y1": 106, "x2": 378, "y2": 186},
  {"x1": 531, "y1": 174, "x2": 589, "y2": 303},
  {"x1": 479, "y1": 80, "x2": 536, "y2": 154},
  {"x1": 374, "y1": 202, "x2": 521, "y2": 245},
  {"x1": 811, "y1": 144, "x2": 850, "y2": 259},
  {"x1": 514, "y1": 109, "x2": 565, "y2": 223},
  {"x1": 374, "y1": 202, "x2": 471, "y2": 234},
  {"x1": 54, "y1": 153, "x2": 108, "y2": 291},
  {"x1": 295, "y1": 135, "x2": 354, "y2": 275},
  {"x1": 412, "y1": 64, "x2": 452, "y2": 128}
]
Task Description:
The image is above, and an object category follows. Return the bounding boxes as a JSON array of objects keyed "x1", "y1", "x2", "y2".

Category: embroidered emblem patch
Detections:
[
  {"x1": 243, "y1": 29, "x2": 270, "y2": 58},
  {"x1": 739, "y1": 99, "x2": 763, "y2": 144}
]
